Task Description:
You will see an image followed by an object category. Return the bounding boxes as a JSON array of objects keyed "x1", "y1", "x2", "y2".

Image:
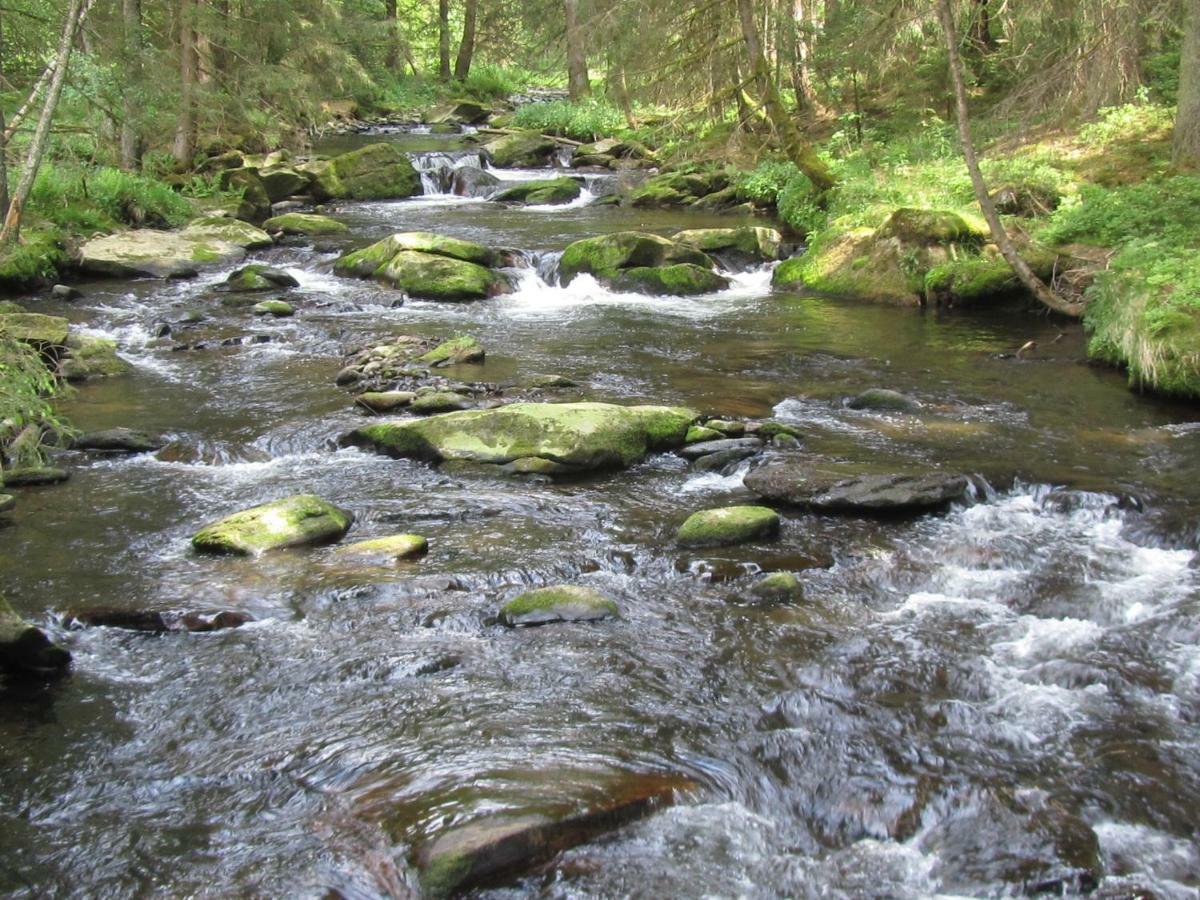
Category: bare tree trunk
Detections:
[
  {"x1": 564, "y1": 0, "x2": 591, "y2": 100},
  {"x1": 120, "y1": 0, "x2": 143, "y2": 171},
  {"x1": 937, "y1": 0, "x2": 1082, "y2": 317},
  {"x1": 1, "y1": 0, "x2": 92, "y2": 246},
  {"x1": 970, "y1": 0, "x2": 997, "y2": 52},
  {"x1": 0, "y1": 6, "x2": 9, "y2": 221},
  {"x1": 173, "y1": 0, "x2": 198, "y2": 167},
  {"x1": 454, "y1": 0, "x2": 477, "y2": 80},
  {"x1": 438, "y1": 0, "x2": 451, "y2": 81},
  {"x1": 791, "y1": 0, "x2": 815, "y2": 110},
  {"x1": 736, "y1": 0, "x2": 834, "y2": 191},
  {"x1": 385, "y1": 0, "x2": 399, "y2": 71},
  {"x1": 1176, "y1": 0, "x2": 1200, "y2": 168},
  {"x1": 609, "y1": 56, "x2": 635, "y2": 127}
]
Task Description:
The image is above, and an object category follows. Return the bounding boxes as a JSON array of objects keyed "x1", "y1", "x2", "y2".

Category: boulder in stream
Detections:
[
  {"x1": 263, "y1": 212, "x2": 348, "y2": 236},
  {"x1": 481, "y1": 130, "x2": 559, "y2": 168},
  {"x1": 846, "y1": 388, "x2": 920, "y2": 412},
  {"x1": 252, "y1": 300, "x2": 295, "y2": 317},
  {"x1": 62, "y1": 606, "x2": 251, "y2": 633},
  {"x1": 451, "y1": 166, "x2": 500, "y2": 197},
  {"x1": 335, "y1": 533, "x2": 428, "y2": 561},
  {"x1": 191, "y1": 494, "x2": 353, "y2": 555},
  {"x1": 71, "y1": 428, "x2": 164, "y2": 454},
  {"x1": 344, "y1": 401, "x2": 699, "y2": 474},
  {"x1": 749, "y1": 571, "x2": 805, "y2": 603},
  {"x1": 221, "y1": 264, "x2": 300, "y2": 292},
  {"x1": 339, "y1": 334, "x2": 485, "y2": 389},
  {"x1": 1, "y1": 595, "x2": 71, "y2": 676},
  {"x1": 558, "y1": 232, "x2": 728, "y2": 296},
  {"x1": 673, "y1": 226, "x2": 785, "y2": 263},
  {"x1": 410, "y1": 390, "x2": 474, "y2": 414},
  {"x1": 57, "y1": 334, "x2": 132, "y2": 381},
  {"x1": 499, "y1": 585, "x2": 618, "y2": 626},
  {"x1": 306, "y1": 143, "x2": 420, "y2": 201},
  {"x1": 492, "y1": 177, "x2": 582, "y2": 205},
  {"x1": 334, "y1": 233, "x2": 508, "y2": 302},
  {"x1": 677, "y1": 506, "x2": 780, "y2": 547},
  {"x1": 2, "y1": 467, "x2": 69, "y2": 487},
  {"x1": 0, "y1": 312, "x2": 69, "y2": 347},
  {"x1": 355, "y1": 391, "x2": 416, "y2": 413},
  {"x1": 78, "y1": 219, "x2": 272, "y2": 278},
  {"x1": 743, "y1": 463, "x2": 972, "y2": 514}
]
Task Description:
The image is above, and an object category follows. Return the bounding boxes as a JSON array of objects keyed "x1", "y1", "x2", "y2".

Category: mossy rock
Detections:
[
  {"x1": 0, "y1": 595, "x2": 71, "y2": 675},
  {"x1": 924, "y1": 249, "x2": 1060, "y2": 308},
  {"x1": 263, "y1": 213, "x2": 348, "y2": 236},
  {"x1": 629, "y1": 170, "x2": 729, "y2": 208},
  {"x1": 354, "y1": 391, "x2": 415, "y2": 412},
  {"x1": 0, "y1": 229, "x2": 68, "y2": 289},
  {"x1": 183, "y1": 217, "x2": 274, "y2": 249},
  {"x1": 750, "y1": 571, "x2": 805, "y2": 602},
  {"x1": 558, "y1": 232, "x2": 713, "y2": 286},
  {"x1": 0, "y1": 313, "x2": 69, "y2": 347},
  {"x1": 410, "y1": 391, "x2": 474, "y2": 413},
  {"x1": 846, "y1": 388, "x2": 918, "y2": 412},
  {"x1": 756, "y1": 420, "x2": 803, "y2": 441},
  {"x1": 257, "y1": 167, "x2": 313, "y2": 203},
  {"x1": 876, "y1": 208, "x2": 989, "y2": 245},
  {"x1": 493, "y1": 177, "x2": 582, "y2": 205},
  {"x1": 342, "y1": 232, "x2": 498, "y2": 270},
  {"x1": 482, "y1": 130, "x2": 559, "y2": 168},
  {"x1": 307, "y1": 143, "x2": 420, "y2": 201},
  {"x1": 499, "y1": 585, "x2": 618, "y2": 626},
  {"x1": 215, "y1": 169, "x2": 273, "y2": 220},
  {"x1": 685, "y1": 425, "x2": 722, "y2": 443},
  {"x1": 79, "y1": 230, "x2": 247, "y2": 278},
  {"x1": 192, "y1": 494, "x2": 353, "y2": 556},
  {"x1": 335, "y1": 533, "x2": 427, "y2": 561},
  {"x1": 378, "y1": 251, "x2": 505, "y2": 301},
  {"x1": 415, "y1": 335, "x2": 484, "y2": 366},
  {"x1": 704, "y1": 419, "x2": 745, "y2": 436},
  {"x1": 0, "y1": 301, "x2": 26, "y2": 314},
  {"x1": 610, "y1": 264, "x2": 730, "y2": 296},
  {"x1": 58, "y1": 334, "x2": 132, "y2": 381},
  {"x1": 345, "y1": 401, "x2": 699, "y2": 473},
  {"x1": 673, "y1": 226, "x2": 783, "y2": 260},
  {"x1": 677, "y1": 506, "x2": 780, "y2": 548},
  {"x1": 2, "y1": 467, "x2": 69, "y2": 486},
  {"x1": 252, "y1": 300, "x2": 295, "y2": 317},
  {"x1": 223, "y1": 264, "x2": 299, "y2": 293}
]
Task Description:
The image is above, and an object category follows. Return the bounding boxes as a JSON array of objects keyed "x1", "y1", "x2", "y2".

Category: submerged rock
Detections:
[
  {"x1": 1, "y1": 596, "x2": 71, "y2": 675},
  {"x1": 677, "y1": 506, "x2": 780, "y2": 547},
  {"x1": 263, "y1": 212, "x2": 348, "y2": 236},
  {"x1": 414, "y1": 771, "x2": 697, "y2": 898},
  {"x1": 749, "y1": 571, "x2": 805, "y2": 603},
  {"x1": 62, "y1": 607, "x2": 251, "y2": 633},
  {"x1": 191, "y1": 494, "x2": 353, "y2": 555},
  {"x1": 499, "y1": 585, "x2": 618, "y2": 626},
  {"x1": 846, "y1": 388, "x2": 919, "y2": 412},
  {"x1": 744, "y1": 464, "x2": 972, "y2": 514},
  {"x1": 558, "y1": 231, "x2": 726, "y2": 296},
  {"x1": 71, "y1": 428, "x2": 164, "y2": 454},
  {"x1": 345, "y1": 401, "x2": 698, "y2": 474},
  {"x1": 335, "y1": 533, "x2": 428, "y2": 561},
  {"x1": 492, "y1": 177, "x2": 582, "y2": 205},
  {"x1": 306, "y1": 143, "x2": 420, "y2": 201}
]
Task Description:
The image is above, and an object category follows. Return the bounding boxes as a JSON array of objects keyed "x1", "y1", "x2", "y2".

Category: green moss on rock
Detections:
[
  {"x1": 58, "y1": 334, "x2": 132, "y2": 381},
  {"x1": 263, "y1": 213, "x2": 348, "y2": 236},
  {"x1": 685, "y1": 425, "x2": 722, "y2": 443},
  {"x1": 415, "y1": 335, "x2": 484, "y2": 366},
  {"x1": 499, "y1": 585, "x2": 618, "y2": 626},
  {"x1": 378, "y1": 251, "x2": 503, "y2": 301},
  {"x1": 493, "y1": 177, "x2": 582, "y2": 205},
  {"x1": 611, "y1": 264, "x2": 730, "y2": 296},
  {"x1": 192, "y1": 494, "x2": 353, "y2": 556},
  {"x1": 336, "y1": 533, "x2": 427, "y2": 560},
  {"x1": 252, "y1": 300, "x2": 295, "y2": 317},
  {"x1": 673, "y1": 226, "x2": 783, "y2": 260},
  {"x1": 483, "y1": 131, "x2": 558, "y2": 168},
  {"x1": 307, "y1": 143, "x2": 420, "y2": 201},
  {"x1": 183, "y1": 217, "x2": 274, "y2": 249},
  {"x1": 677, "y1": 505, "x2": 780, "y2": 547},
  {"x1": 750, "y1": 571, "x2": 805, "y2": 602},
  {"x1": 0, "y1": 313, "x2": 69, "y2": 347}
]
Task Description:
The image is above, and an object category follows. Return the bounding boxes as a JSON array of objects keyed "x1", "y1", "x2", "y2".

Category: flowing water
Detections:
[{"x1": 2, "y1": 130, "x2": 1199, "y2": 899}]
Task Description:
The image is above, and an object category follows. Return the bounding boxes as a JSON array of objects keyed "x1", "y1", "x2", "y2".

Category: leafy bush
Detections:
[
  {"x1": 1040, "y1": 176, "x2": 1200, "y2": 247},
  {"x1": 733, "y1": 160, "x2": 798, "y2": 204},
  {"x1": 1078, "y1": 100, "x2": 1174, "y2": 147},
  {"x1": 0, "y1": 229, "x2": 68, "y2": 286},
  {"x1": 511, "y1": 100, "x2": 625, "y2": 141},
  {"x1": 29, "y1": 164, "x2": 194, "y2": 233},
  {"x1": 461, "y1": 65, "x2": 525, "y2": 100},
  {"x1": 777, "y1": 171, "x2": 823, "y2": 235},
  {"x1": 0, "y1": 334, "x2": 68, "y2": 464}
]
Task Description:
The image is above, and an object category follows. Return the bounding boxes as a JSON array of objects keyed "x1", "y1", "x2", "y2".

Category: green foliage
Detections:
[
  {"x1": 1078, "y1": 99, "x2": 1174, "y2": 148},
  {"x1": 0, "y1": 230, "x2": 68, "y2": 286},
  {"x1": 28, "y1": 165, "x2": 194, "y2": 233},
  {"x1": 0, "y1": 335, "x2": 68, "y2": 463},
  {"x1": 732, "y1": 160, "x2": 797, "y2": 203},
  {"x1": 1040, "y1": 177, "x2": 1200, "y2": 247},
  {"x1": 511, "y1": 100, "x2": 626, "y2": 141},
  {"x1": 460, "y1": 65, "x2": 528, "y2": 100}
]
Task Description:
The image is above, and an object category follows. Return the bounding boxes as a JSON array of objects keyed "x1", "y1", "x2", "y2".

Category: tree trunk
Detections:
[
  {"x1": 0, "y1": 6, "x2": 9, "y2": 221},
  {"x1": 609, "y1": 57, "x2": 635, "y2": 128},
  {"x1": 791, "y1": 0, "x2": 815, "y2": 110},
  {"x1": 736, "y1": 0, "x2": 834, "y2": 191},
  {"x1": 454, "y1": 0, "x2": 477, "y2": 80},
  {"x1": 384, "y1": 0, "x2": 398, "y2": 71},
  {"x1": 564, "y1": 0, "x2": 591, "y2": 100},
  {"x1": 936, "y1": 0, "x2": 1082, "y2": 317},
  {"x1": 1176, "y1": 0, "x2": 1200, "y2": 168},
  {"x1": 173, "y1": 0, "x2": 198, "y2": 167},
  {"x1": 438, "y1": 0, "x2": 451, "y2": 81},
  {"x1": 0, "y1": 0, "x2": 92, "y2": 246},
  {"x1": 120, "y1": 0, "x2": 143, "y2": 172},
  {"x1": 970, "y1": 0, "x2": 997, "y2": 53}
]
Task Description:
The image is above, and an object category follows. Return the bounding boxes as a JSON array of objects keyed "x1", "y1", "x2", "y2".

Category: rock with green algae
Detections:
[
  {"x1": 629, "y1": 169, "x2": 729, "y2": 208},
  {"x1": 263, "y1": 212, "x2": 348, "y2": 236},
  {"x1": 344, "y1": 401, "x2": 699, "y2": 473},
  {"x1": 252, "y1": 300, "x2": 294, "y2": 317},
  {"x1": 336, "y1": 232, "x2": 499, "y2": 271},
  {"x1": 481, "y1": 130, "x2": 559, "y2": 168},
  {"x1": 755, "y1": 420, "x2": 803, "y2": 441},
  {"x1": 749, "y1": 571, "x2": 805, "y2": 603},
  {"x1": 410, "y1": 391, "x2": 474, "y2": 414},
  {"x1": 498, "y1": 584, "x2": 619, "y2": 626},
  {"x1": 677, "y1": 506, "x2": 781, "y2": 548},
  {"x1": 415, "y1": 335, "x2": 484, "y2": 366},
  {"x1": 558, "y1": 232, "x2": 726, "y2": 295},
  {"x1": 58, "y1": 334, "x2": 132, "y2": 381},
  {"x1": 182, "y1": 217, "x2": 274, "y2": 250},
  {"x1": 923, "y1": 248, "x2": 1060, "y2": 308},
  {"x1": 191, "y1": 494, "x2": 353, "y2": 556},
  {"x1": 492, "y1": 177, "x2": 582, "y2": 205},
  {"x1": 0, "y1": 301, "x2": 26, "y2": 314},
  {"x1": 610, "y1": 264, "x2": 729, "y2": 296},
  {"x1": 0, "y1": 595, "x2": 71, "y2": 676},
  {"x1": 2, "y1": 467, "x2": 70, "y2": 487},
  {"x1": 215, "y1": 169, "x2": 273, "y2": 220},
  {"x1": 685, "y1": 425, "x2": 722, "y2": 444},
  {"x1": 847, "y1": 388, "x2": 919, "y2": 412},
  {"x1": 335, "y1": 533, "x2": 427, "y2": 561},
  {"x1": 256, "y1": 167, "x2": 312, "y2": 203},
  {"x1": 354, "y1": 391, "x2": 416, "y2": 413},
  {"x1": 704, "y1": 419, "x2": 745, "y2": 436},
  {"x1": 222, "y1": 264, "x2": 299, "y2": 293},
  {"x1": 306, "y1": 143, "x2": 420, "y2": 201},
  {"x1": 673, "y1": 226, "x2": 784, "y2": 261},
  {"x1": 334, "y1": 233, "x2": 507, "y2": 302},
  {"x1": 0, "y1": 313, "x2": 69, "y2": 347}
]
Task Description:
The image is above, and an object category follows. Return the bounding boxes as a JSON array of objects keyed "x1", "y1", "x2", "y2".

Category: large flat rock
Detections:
[{"x1": 744, "y1": 463, "x2": 972, "y2": 514}]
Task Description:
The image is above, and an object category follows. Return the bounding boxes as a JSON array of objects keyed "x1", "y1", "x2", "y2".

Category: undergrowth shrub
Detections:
[{"x1": 511, "y1": 100, "x2": 625, "y2": 141}]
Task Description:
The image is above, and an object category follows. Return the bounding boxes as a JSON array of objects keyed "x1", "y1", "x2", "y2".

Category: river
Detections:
[{"x1": 2, "y1": 128, "x2": 1198, "y2": 898}]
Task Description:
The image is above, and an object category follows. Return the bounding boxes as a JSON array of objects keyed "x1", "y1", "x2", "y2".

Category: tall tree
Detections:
[
  {"x1": 120, "y1": 0, "x2": 144, "y2": 172},
  {"x1": 1176, "y1": 0, "x2": 1200, "y2": 168},
  {"x1": 564, "y1": 0, "x2": 590, "y2": 100},
  {"x1": 173, "y1": 0, "x2": 198, "y2": 167},
  {"x1": 454, "y1": 0, "x2": 478, "y2": 79},
  {"x1": 385, "y1": 0, "x2": 399, "y2": 71},
  {"x1": 936, "y1": 0, "x2": 1081, "y2": 317},
  {"x1": 438, "y1": 0, "x2": 451, "y2": 80},
  {"x1": 736, "y1": 0, "x2": 834, "y2": 191}
]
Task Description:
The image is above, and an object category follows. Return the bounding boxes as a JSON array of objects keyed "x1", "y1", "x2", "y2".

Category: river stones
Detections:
[
  {"x1": 222, "y1": 264, "x2": 300, "y2": 292},
  {"x1": 673, "y1": 226, "x2": 784, "y2": 263},
  {"x1": 749, "y1": 571, "x2": 805, "y2": 602},
  {"x1": 414, "y1": 771, "x2": 697, "y2": 898},
  {"x1": 306, "y1": 143, "x2": 420, "y2": 201},
  {"x1": 263, "y1": 212, "x2": 348, "y2": 236},
  {"x1": 755, "y1": 420, "x2": 804, "y2": 441},
  {"x1": 71, "y1": 428, "x2": 164, "y2": 454},
  {"x1": 847, "y1": 388, "x2": 919, "y2": 412},
  {"x1": 57, "y1": 334, "x2": 132, "y2": 381},
  {"x1": 492, "y1": 177, "x2": 582, "y2": 205},
  {"x1": 679, "y1": 437, "x2": 763, "y2": 460},
  {"x1": 743, "y1": 463, "x2": 972, "y2": 514},
  {"x1": 499, "y1": 585, "x2": 618, "y2": 626},
  {"x1": 557, "y1": 231, "x2": 728, "y2": 296},
  {"x1": 677, "y1": 506, "x2": 781, "y2": 547},
  {"x1": 334, "y1": 233, "x2": 508, "y2": 301},
  {"x1": 252, "y1": 300, "x2": 294, "y2": 317},
  {"x1": 62, "y1": 606, "x2": 251, "y2": 633},
  {"x1": 335, "y1": 533, "x2": 428, "y2": 561},
  {"x1": 481, "y1": 130, "x2": 559, "y2": 168},
  {"x1": 2, "y1": 467, "x2": 69, "y2": 487},
  {"x1": 410, "y1": 391, "x2": 474, "y2": 414},
  {"x1": 355, "y1": 391, "x2": 416, "y2": 413},
  {"x1": 339, "y1": 335, "x2": 485, "y2": 391},
  {"x1": 191, "y1": 494, "x2": 353, "y2": 555},
  {"x1": 344, "y1": 402, "x2": 698, "y2": 474},
  {"x1": 0, "y1": 595, "x2": 71, "y2": 675}
]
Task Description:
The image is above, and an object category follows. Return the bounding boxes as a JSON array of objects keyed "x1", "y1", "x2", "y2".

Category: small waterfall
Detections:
[{"x1": 409, "y1": 150, "x2": 486, "y2": 196}]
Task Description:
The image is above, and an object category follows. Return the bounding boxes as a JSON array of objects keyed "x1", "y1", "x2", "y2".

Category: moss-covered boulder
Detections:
[
  {"x1": 334, "y1": 234, "x2": 507, "y2": 301},
  {"x1": 0, "y1": 595, "x2": 71, "y2": 676},
  {"x1": 72, "y1": 428, "x2": 163, "y2": 453},
  {"x1": 335, "y1": 533, "x2": 427, "y2": 561},
  {"x1": 263, "y1": 213, "x2": 348, "y2": 236},
  {"x1": 215, "y1": 169, "x2": 273, "y2": 221},
  {"x1": 482, "y1": 130, "x2": 559, "y2": 168},
  {"x1": 611, "y1": 264, "x2": 730, "y2": 295},
  {"x1": 410, "y1": 390, "x2": 474, "y2": 414},
  {"x1": 58, "y1": 334, "x2": 132, "y2": 381},
  {"x1": 0, "y1": 229, "x2": 68, "y2": 290},
  {"x1": 924, "y1": 248, "x2": 1060, "y2": 308},
  {"x1": 629, "y1": 169, "x2": 729, "y2": 208},
  {"x1": 673, "y1": 226, "x2": 784, "y2": 261},
  {"x1": 749, "y1": 571, "x2": 805, "y2": 603},
  {"x1": 2, "y1": 467, "x2": 69, "y2": 486},
  {"x1": 192, "y1": 494, "x2": 353, "y2": 555},
  {"x1": 846, "y1": 388, "x2": 919, "y2": 412},
  {"x1": 773, "y1": 208, "x2": 990, "y2": 305},
  {"x1": 182, "y1": 217, "x2": 274, "y2": 249},
  {"x1": 428, "y1": 99, "x2": 492, "y2": 125},
  {"x1": 677, "y1": 505, "x2": 780, "y2": 547},
  {"x1": 222, "y1": 264, "x2": 299, "y2": 292},
  {"x1": 307, "y1": 143, "x2": 420, "y2": 201},
  {"x1": 685, "y1": 425, "x2": 722, "y2": 444},
  {"x1": 354, "y1": 391, "x2": 416, "y2": 413},
  {"x1": 493, "y1": 177, "x2": 582, "y2": 205},
  {"x1": 344, "y1": 401, "x2": 699, "y2": 474},
  {"x1": 499, "y1": 585, "x2": 618, "y2": 626},
  {"x1": 0, "y1": 313, "x2": 69, "y2": 347},
  {"x1": 257, "y1": 167, "x2": 312, "y2": 203},
  {"x1": 558, "y1": 232, "x2": 723, "y2": 296},
  {"x1": 252, "y1": 299, "x2": 294, "y2": 317},
  {"x1": 416, "y1": 334, "x2": 484, "y2": 366}
]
